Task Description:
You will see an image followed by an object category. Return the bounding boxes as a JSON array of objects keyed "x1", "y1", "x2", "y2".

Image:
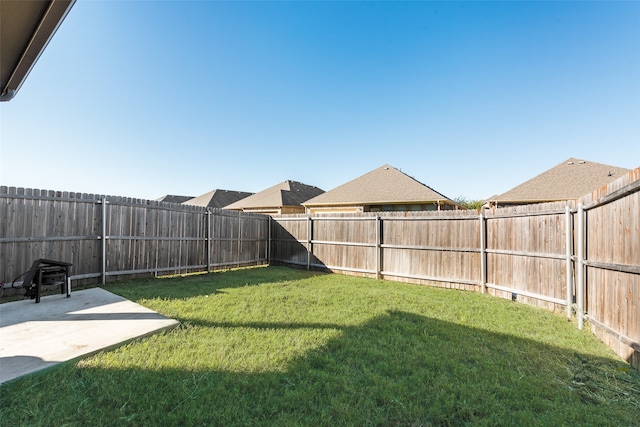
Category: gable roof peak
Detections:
[
  {"x1": 223, "y1": 180, "x2": 324, "y2": 210},
  {"x1": 182, "y1": 188, "x2": 253, "y2": 209},
  {"x1": 304, "y1": 164, "x2": 455, "y2": 206},
  {"x1": 491, "y1": 157, "x2": 630, "y2": 203}
]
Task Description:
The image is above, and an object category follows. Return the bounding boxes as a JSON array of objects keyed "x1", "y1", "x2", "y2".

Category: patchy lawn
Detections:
[{"x1": 1, "y1": 266, "x2": 638, "y2": 426}]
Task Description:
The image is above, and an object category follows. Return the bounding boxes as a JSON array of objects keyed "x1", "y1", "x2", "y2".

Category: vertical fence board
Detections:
[
  {"x1": 1, "y1": 172, "x2": 638, "y2": 369},
  {"x1": 270, "y1": 180, "x2": 638, "y2": 368},
  {"x1": 0, "y1": 189, "x2": 269, "y2": 286},
  {"x1": 579, "y1": 169, "x2": 640, "y2": 367}
]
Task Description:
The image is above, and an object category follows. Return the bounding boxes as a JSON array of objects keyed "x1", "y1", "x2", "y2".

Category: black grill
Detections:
[{"x1": 21, "y1": 259, "x2": 73, "y2": 303}]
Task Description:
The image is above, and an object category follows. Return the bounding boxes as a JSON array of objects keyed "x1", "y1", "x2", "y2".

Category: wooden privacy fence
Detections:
[
  {"x1": 1, "y1": 171, "x2": 638, "y2": 369},
  {"x1": 0, "y1": 187, "x2": 269, "y2": 288},
  {"x1": 270, "y1": 209, "x2": 572, "y2": 308},
  {"x1": 271, "y1": 168, "x2": 640, "y2": 368},
  {"x1": 579, "y1": 168, "x2": 640, "y2": 369}
]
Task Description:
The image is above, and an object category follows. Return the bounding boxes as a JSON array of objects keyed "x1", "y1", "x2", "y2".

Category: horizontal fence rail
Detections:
[
  {"x1": 271, "y1": 170, "x2": 640, "y2": 369},
  {"x1": 271, "y1": 210, "x2": 574, "y2": 305},
  {"x1": 578, "y1": 167, "x2": 640, "y2": 369},
  {"x1": 271, "y1": 211, "x2": 484, "y2": 292},
  {"x1": 0, "y1": 187, "x2": 269, "y2": 288},
  {"x1": 1, "y1": 168, "x2": 639, "y2": 370}
]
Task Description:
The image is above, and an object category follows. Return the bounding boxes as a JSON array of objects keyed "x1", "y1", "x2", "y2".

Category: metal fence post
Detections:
[
  {"x1": 479, "y1": 212, "x2": 487, "y2": 294},
  {"x1": 565, "y1": 206, "x2": 573, "y2": 319},
  {"x1": 375, "y1": 216, "x2": 381, "y2": 280},
  {"x1": 307, "y1": 216, "x2": 312, "y2": 271},
  {"x1": 577, "y1": 203, "x2": 585, "y2": 330},
  {"x1": 267, "y1": 216, "x2": 271, "y2": 264},
  {"x1": 206, "y1": 209, "x2": 212, "y2": 273},
  {"x1": 237, "y1": 211, "x2": 241, "y2": 268},
  {"x1": 101, "y1": 197, "x2": 107, "y2": 285}
]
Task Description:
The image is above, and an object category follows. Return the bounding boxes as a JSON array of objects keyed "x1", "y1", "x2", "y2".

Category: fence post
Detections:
[
  {"x1": 479, "y1": 212, "x2": 487, "y2": 294},
  {"x1": 375, "y1": 216, "x2": 381, "y2": 280},
  {"x1": 100, "y1": 197, "x2": 107, "y2": 285},
  {"x1": 577, "y1": 203, "x2": 585, "y2": 330},
  {"x1": 267, "y1": 216, "x2": 271, "y2": 264},
  {"x1": 565, "y1": 205, "x2": 573, "y2": 319},
  {"x1": 307, "y1": 216, "x2": 312, "y2": 271},
  {"x1": 206, "y1": 209, "x2": 212, "y2": 273},
  {"x1": 237, "y1": 211, "x2": 241, "y2": 268}
]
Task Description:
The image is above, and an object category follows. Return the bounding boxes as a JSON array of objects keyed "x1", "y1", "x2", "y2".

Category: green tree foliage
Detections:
[{"x1": 453, "y1": 196, "x2": 485, "y2": 210}]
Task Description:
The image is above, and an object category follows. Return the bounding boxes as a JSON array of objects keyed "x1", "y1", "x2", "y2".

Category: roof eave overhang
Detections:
[
  {"x1": 0, "y1": 0, "x2": 76, "y2": 101},
  {"x1": 229, "y1": 205, "x2": 289, "y2": 211},
  {"x1": 490, "y1": 198, "x2": 576, "y2": 204},
  {"x1": 304, "y1": 200, "x2": 456, "y2": 207}
]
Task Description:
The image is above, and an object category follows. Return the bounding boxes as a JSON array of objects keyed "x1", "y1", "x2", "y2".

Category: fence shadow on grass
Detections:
[{"x1": 1, "y1": 310, "x2": 638, "y2": 426}]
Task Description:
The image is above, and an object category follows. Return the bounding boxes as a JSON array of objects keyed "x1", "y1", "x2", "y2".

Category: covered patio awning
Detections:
[{"x1": 0, "y1": 0, "x2": 76, "y2": 101}]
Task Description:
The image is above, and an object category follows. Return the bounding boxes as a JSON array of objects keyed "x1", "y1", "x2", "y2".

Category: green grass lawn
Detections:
[{"x1": 1, "y1": 266, "x2": 638, "y2": 426}]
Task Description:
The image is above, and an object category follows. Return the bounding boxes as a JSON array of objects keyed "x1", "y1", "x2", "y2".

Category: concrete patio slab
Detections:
[{"x1": 0, "y1": 288, "x2": 179, "y2": 385}]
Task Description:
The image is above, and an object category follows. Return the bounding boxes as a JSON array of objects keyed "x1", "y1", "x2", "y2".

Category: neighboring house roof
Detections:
[
  {"x1": 182, "y1": 189, "x2": 253, "y2": 209},
  {"x1": 224, "y1": 180, "x2": 324, "y2": 210},
  {"x1": 304, "y1": 164, "x2": 457, "y2": 207},
  {"x1": 156, "y1": 195, "x2": 195, "y2": 204},
  {"x1": 1, "y1": 0, "x2": 76, "y2": 101},
  {"x1": 491, "y1": 158, "x2": 631, "y2": 203}
]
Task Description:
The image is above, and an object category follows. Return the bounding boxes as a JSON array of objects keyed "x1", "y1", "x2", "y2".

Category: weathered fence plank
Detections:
[
  {"x1": 1, "y1": 170, "x2": 638, "y2": 370},
  {"x1": 579, "y1": 168, "x2": 640, "y2": 368},
  {"x1": 271, "y1": 172, "x2": 639, "y2": 368},
  {"x1": 0, "y1": 187, "x2": 269, "y2": 287}
]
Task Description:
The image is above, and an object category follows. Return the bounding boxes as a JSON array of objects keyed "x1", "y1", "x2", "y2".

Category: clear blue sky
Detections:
[{"x1": 1, "y1": 0, "x2": 639, "y2": 201}]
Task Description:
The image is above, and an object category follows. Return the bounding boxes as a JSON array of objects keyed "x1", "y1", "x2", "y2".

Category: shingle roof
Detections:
[
  {"x1": 491, "y1": 158, "x2": 631, "y2": 203},
  {"x1": 304, "y1": 164, "x2": 455, "y2": 206},
  {"x1": 223, "y1": 180, "x2": 324, "y2": 210},
  {"x1": 182, "y1": 189, "x2": 253, "y2": 209},
  {"x1": 155, "y1": 195, "x2": 195, "y2": 204}
]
